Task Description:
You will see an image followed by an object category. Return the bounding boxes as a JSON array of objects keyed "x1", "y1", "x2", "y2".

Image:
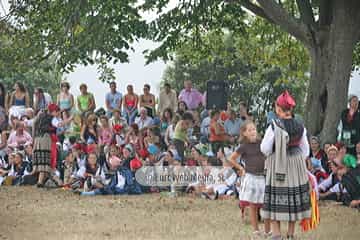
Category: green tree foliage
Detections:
[
  {"x1": 149, "y1": 0, "x2": 360, "y2": 143},
  {"x1": 3, "y1": 0, "x2": 360, "y2": 142},
  {"x1": 162, "y1": 17, "x2": 309, "y2": 131},
  {"x1": 0, "y1": 58, "x2": 62, "y2": 103},
  {"x1": 0, "y1": 20, "x2": 62, "y2": 100},
  {"x1": 7, "y1": 0, "x2": 147, "y2": 73}
]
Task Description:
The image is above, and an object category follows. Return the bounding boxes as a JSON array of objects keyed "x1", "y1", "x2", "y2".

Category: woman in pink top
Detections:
[
  {"x1": 99, "y1": 116, "x2": 113, "y2": 146},
  {"x1": 7, "y1": 122, "x2": 33, "y2": 151}
]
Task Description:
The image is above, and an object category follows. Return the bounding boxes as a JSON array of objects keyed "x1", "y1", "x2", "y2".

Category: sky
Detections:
[
  {"x1": 65, "y1": 40, "x2": 166, "y2": 108},
  {"x1": 1, "y1": 0, "x2": 360, "y2": 107}
]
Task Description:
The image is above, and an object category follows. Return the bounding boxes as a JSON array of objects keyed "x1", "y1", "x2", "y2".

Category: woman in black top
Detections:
[
  {"x1": 338, "y1": 95, "x2": 360, "y2": 156},
  {"x1": 81, "y1": 114, "x2": 99, "y2": 144}
]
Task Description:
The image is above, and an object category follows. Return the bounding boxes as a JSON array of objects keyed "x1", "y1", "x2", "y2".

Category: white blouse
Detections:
[{"x1": 260, "y1": 125, "x2": 310, "y2": 158}]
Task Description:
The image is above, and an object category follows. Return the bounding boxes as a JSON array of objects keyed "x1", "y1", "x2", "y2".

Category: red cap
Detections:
[
  {"x1": 130, "y1": 158, "x2": 142, "y2": 170},
  {"x1": 48, "y1": 103, "x2": 60, "y2": 113},
  {"x1": 113, "y1": 124, "x2": 123, "y2": 132},
  {"x1": 72, "y1": 143, "x2": 84, "y2": 151},
  {"x1": 86, "y1": 144, "x2": 97, "y2": 154},
  {"x1": 276, "y1": 91, "x2": 296, "y2": 109},
  {"x1": 139, "y1": 148, "x2": 148, "y2": 158}
]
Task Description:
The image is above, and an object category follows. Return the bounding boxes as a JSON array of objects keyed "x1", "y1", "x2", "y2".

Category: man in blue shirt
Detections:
[
  {"x1": 105, "y1": 81, "x2": 122, "y2": 118},
  {"x1": 224, "y1": 110, "x2": 242, "y2": 139}
]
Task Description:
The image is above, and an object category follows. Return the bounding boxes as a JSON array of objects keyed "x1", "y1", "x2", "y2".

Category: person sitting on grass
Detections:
[
  {"x1": 186, "y1": 145, "x2": 213, "y2": 196},
  {"x1": 77, "y1": 152, "x2": 106, "y2": 192},
  {"x1": 7, "y1": 122, "x2": 33, "y2": 152},
  {"x1": 143, "y1": 127, "x2": 160, "y2": 150},
  {"x1": 209, "y1": 110, "x2": 234, "y2": 155},
  {"x1": 0, "y1": 152, "x2": 32, "y2": 186},
  {"x1": 109, "y1": 109, "x2": 128, "y2": 130},
  {"x1": 309, "y1": 157, "x2": 329, "y2": 184},
  {"x1": 112, "y1": 124, "x2": 126, "y2": 148},
  {"x1": 62, "y1": 152, "x2": 76, "y2": 188},
  {"x1": 79, "y1": 148, "x2": 142, "y2": 196},
  {"x1": 202, "y1": 148, "x2": 238, "y2": 200},
  {"x1": 98, "y1": 116, "x2": 113, "y2": 153},
  {"x1": 319, "y1": 159, "x2": 347, "y2": 202},
  {"x1": 63, "y1": 143, "x2": 87, "y2": 189}
]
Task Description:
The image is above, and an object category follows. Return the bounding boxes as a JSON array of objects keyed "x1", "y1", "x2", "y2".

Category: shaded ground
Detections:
[{"x1": 0, "y1": 187, "x2": 359, "y2": 240}]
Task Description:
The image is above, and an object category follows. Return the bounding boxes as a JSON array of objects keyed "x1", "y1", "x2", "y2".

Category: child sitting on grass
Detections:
[
  {"x1": 77, "y1": 153, "x2": 106, "y2": 192},
  {"x1": 1, "y1": 152, "x2": 32, "y2": 186}
]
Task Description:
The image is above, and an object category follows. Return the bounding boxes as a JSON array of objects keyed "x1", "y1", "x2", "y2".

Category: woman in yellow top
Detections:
[
  {"x1": 172, "y1": 112, "x2": 194, "y2": 165},
  {"x1": 77, "y1": 84, "x2": 96, "y2": 116}
]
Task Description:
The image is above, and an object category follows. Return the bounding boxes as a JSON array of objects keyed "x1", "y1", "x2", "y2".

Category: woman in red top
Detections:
[
  {"x1": 209, "y1": 110, "x2": 233, "y2": 154},
  {"x1": 123, "y1": 85, "x2": 139, "y2": 125}
]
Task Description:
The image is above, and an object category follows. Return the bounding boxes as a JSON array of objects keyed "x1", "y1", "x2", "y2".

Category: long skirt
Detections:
[
  {"x1": 261, "y1": 149, "x2": 311, "y2": 221},
  {"x1": 33, "y1": 134, "x2": 52, "y2": 173}
]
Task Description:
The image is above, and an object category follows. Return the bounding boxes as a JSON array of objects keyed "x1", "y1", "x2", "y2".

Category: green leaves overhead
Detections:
[
  {"x1": 162, "y1": 16, "x2": 309, "y2": 132},
  {"x1": 8, "y1": 0, "x2": 147, "y2": 72},
  {"x1": 143, "y1": 0, "x2": 246, "y2": 63}
]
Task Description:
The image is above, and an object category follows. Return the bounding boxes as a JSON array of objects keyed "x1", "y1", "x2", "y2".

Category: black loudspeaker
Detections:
[{"x1": 206, "y1": 80, "x2": 228, "y2": 110}]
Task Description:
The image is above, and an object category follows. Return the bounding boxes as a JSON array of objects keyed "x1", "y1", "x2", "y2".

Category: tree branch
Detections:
[
  {"x1": 256, "y1": 0, "x2": 312, "y2": 46},
  {"x1": 296, "y1": 0, "x2": 315, "y2": 27},
  {"x1": 239, "y1": 0, "x2": 273, "y2": 24}
]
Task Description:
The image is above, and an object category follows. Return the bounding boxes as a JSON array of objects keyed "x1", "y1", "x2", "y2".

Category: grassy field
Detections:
[{"x1": 0, "y1": 186, "x2": 359, "y2": 240}]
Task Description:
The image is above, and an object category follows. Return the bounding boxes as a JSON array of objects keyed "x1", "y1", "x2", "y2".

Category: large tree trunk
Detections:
[{"x1": 305, "y1": 1, "x2": 360, "y2": 143}]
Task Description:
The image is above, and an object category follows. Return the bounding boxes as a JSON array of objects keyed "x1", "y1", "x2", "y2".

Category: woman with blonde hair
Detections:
[{"x1": 81, "y1": 114, "x2": 99, "y2": 144}]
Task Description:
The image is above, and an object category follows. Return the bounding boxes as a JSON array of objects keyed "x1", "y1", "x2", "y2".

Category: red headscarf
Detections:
[
  {"x1": 48, "y1": 103, "x2": 60, "y2": 113},
  {"x1": 130, "y1": 158, "x2": 143, "y2": 170},
  {"x1": 276, "y1": 90, "x2": 296, "y2": 109},
  {"x1": 113, "y1": 124, "x2": 123, "y2": 132}
]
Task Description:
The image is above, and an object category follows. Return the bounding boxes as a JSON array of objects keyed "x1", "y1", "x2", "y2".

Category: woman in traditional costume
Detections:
[{"x1": 260, "y1": 91, "x2": 311, "y2": 240}]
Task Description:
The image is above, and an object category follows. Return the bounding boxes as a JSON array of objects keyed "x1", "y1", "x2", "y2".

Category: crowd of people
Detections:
[{"x1": 1, "y1": 80, "x2": 360, "y2": 239}]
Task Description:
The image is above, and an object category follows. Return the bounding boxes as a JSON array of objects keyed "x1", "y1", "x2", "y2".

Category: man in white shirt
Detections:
[
  {"x1": 158, "y1": 83, "x2": 178, "y2": 114},
  {"x1": 200, "y1": 110, "x2": 211, "y2": 141},
  {"x1": 135, "y1": 107, "x2": 153, "y2": 130}
]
